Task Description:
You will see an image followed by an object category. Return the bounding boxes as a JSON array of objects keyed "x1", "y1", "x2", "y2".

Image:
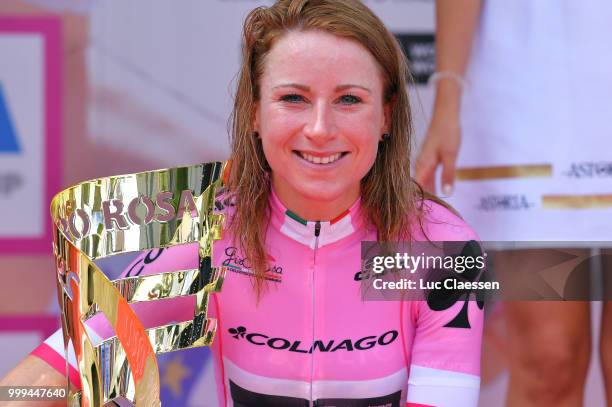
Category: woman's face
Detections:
[{"x1": 255, "y1": 30, "x2": 389, "y2": 220}]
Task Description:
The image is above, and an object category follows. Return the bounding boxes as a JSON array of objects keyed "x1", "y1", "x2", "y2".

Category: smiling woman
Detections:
[
  {"x1": 229, "y1": 0, "x2": 419, "y2": 301},
  {"x1": 2, "y1": 1, "x2": 484, "y2": 406},
  {"x1": 256, "y1": 30, "x2": 387, "y2": 220}
]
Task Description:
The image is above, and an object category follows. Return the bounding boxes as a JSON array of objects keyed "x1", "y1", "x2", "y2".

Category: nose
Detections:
[{"x1": 304, "y1": 100, "x2": 336, "y2": 143}]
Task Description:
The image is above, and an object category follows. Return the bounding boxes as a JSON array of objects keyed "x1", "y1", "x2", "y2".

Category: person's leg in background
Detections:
[
  {"x1": 505, "y1": 301, "x2": 591, "y2": 406},
  {"x1": 602, "y1": 302, "x2": 612, "y2": 406},
  {"x1": 497, "y1": 250, "x2": 592, "y2": 407},
  {"x1": 600, "y1": 249, "x2": 612, "y2": 406}
]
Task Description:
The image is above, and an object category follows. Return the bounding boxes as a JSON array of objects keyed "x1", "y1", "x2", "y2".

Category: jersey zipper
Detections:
[
  {"x1": 310, "y1": 221, "x2": 321, "y2": 406},
  {"x1": 314, "y1": 221, "x2": 321, "y2": 254}
]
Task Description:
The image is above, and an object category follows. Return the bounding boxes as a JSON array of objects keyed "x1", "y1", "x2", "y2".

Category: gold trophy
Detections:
[{"x1": 50, "y1": 162, "x2": 229, "y2": 406}]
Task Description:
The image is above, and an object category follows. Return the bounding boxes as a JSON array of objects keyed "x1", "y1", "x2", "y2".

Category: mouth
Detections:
[{"x1": 293, "y1": 150, "x2": 349, "y2": 165}]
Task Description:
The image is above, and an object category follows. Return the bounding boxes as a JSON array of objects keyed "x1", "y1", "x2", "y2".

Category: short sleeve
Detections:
[{"x1": 406, "y1": 200, "x2": 484, "y2": 407}]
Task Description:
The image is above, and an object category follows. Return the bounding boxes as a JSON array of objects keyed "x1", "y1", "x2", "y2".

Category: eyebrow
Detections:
[{"x1": 272, "y1": 83, "x2": 372, "y2": 94}]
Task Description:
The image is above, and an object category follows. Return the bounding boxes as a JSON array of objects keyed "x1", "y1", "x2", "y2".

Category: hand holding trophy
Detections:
[{"x1": 50, "y1": 162, "x2": 229, "y2": 406}]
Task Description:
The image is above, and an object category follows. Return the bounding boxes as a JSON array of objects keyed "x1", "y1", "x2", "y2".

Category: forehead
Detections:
[{"x1": 261, "y1": 30, "x2": 383, "y2": 88}]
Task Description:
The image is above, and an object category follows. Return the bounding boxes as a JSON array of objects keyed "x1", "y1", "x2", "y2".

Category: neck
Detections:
[{"x1": 272, "y1": 179, "x2": 360, "y2": 222}]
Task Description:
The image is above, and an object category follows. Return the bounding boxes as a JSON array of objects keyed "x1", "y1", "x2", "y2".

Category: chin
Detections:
[{"x1": 295, "y1": 182, "x2": 352, "y2": 202}]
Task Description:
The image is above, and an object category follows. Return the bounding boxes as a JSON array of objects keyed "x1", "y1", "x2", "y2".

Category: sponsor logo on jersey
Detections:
[
  {"x1": 354, "y1": 256, "x2": 394, "y2": 281},
  {"x1": 354, "y1": 262, "x2": 388, "y2": 281},
  {"x1": 354, "y1": 269, "x2": 369, "y2": 281},
  {"x1": 227, "y1": 326, "x2": 398, "y2": 353},
  {"x1": 222, "y1": 246, "x2": 283, "y2": 283},
  {"x1": 426, "y1": 241, "x2": 485, "y2": 329}
]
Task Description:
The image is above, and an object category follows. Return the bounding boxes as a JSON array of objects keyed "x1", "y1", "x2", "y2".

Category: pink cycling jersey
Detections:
[{"x1": 33, "y1": 189, "x2": 483, "y2": 406}]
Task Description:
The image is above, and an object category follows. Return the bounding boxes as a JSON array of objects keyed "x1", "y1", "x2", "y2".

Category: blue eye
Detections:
[
  {"x1": 339, "y1": 94, "x2": 362, "y2": 105},
  {"x1": 280, "y1": 94, "x2": 304, "y2": 103}
]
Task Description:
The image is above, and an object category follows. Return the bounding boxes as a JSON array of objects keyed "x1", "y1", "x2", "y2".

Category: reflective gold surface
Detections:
[{"x1": 51, "y1": 162, "x2": 229, "y2": 406}]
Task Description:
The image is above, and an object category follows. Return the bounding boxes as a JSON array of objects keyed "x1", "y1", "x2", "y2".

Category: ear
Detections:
[
  {"x1": 383, "y1": 102, "x2": 391, "y2": 132},
  {"x1": 381, "y1": 97, "x2": 393, "y2": 137}
]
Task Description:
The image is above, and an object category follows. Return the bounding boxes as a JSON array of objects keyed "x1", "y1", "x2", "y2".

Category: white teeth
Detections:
[{"x1": 299, "y1": 152, "x2": 342, "y2": 165}]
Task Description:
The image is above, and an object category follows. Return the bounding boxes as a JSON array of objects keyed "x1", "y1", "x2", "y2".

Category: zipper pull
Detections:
[{"x1": 314, "y1": 221, "x2": 321, "y2": 237}]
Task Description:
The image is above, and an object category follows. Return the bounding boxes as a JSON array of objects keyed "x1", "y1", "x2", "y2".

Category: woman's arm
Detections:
[
  {"x1": 406, "y1": 300, "x2": 484, "y2": 407},
  {"x1": 415, "y1": 0, "x2": 482, "y2": 194},
  {"x1": 0, "y1": 246, "x2": 200, "y2": 406},
  {"x1": 0, "y1": 355, "x2": 68, "y2": 407},
  {"x1": 406, "y1": 203, "x2": 485, "y2": 406}
]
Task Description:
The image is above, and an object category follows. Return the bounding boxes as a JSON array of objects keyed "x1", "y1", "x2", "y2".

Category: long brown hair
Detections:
[{"x1": 228, "y1": 0, "x2": 425, "y2": 298}]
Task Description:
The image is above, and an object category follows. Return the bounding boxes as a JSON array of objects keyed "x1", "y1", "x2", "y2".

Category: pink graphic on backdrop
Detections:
[
  {"x1": 0, "y1": 315, "x2": 59, "y2": 339},
  {"x1": 0, "y1": 17, "x2": 62, "y2": 254}
]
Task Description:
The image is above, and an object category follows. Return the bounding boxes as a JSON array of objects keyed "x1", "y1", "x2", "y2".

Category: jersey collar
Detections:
[{"x1": 269, "y1": 187, "x2": 365, "y2": 249}]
